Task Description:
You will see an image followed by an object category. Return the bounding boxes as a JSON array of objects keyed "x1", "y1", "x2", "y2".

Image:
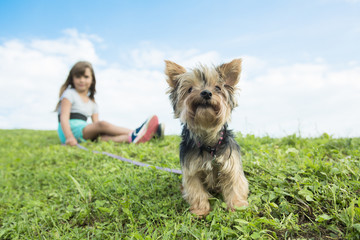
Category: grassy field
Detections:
[{"x1": 0, "y1": 129, "x2": 359, "y2": 239}]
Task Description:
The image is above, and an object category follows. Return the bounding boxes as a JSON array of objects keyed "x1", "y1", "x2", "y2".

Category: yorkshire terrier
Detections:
[{"x1": 165, "y1": 59, "x2": 249, "y2": 216}]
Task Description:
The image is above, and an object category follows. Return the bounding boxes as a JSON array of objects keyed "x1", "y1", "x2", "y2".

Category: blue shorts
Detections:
[{"x1": 58, "y1": 119, "x2": 88, "y2": 144}]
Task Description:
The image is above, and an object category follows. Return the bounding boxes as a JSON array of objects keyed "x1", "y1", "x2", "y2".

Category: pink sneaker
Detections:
[{"x1": 130, "y1": 115, "x2": 159, "y2": 144}]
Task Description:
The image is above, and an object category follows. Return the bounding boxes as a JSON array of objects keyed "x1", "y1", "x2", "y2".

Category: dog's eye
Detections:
[
  {"x1": 188, "y1": 87, "x2": 193, "y2": 93},
  {"x1": 215, "y1": 86, "x2": 221, "y2": 91}
]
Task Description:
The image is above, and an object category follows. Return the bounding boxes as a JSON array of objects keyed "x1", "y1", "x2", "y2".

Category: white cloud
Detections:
[
  {"x1": 127, "y1": 48, "x2": 166, "y2": 69},
  {"x1": 0, "y1": 30, "x2": 180, "y2": 134},
  {"x1": 30, "y1": 29, "x2": 105, "y2": 65},
  {"x1": 234, "y1": 59, "x2": 360, "y2": 137},
  {"x1": 0, "y1": 30, "x2": 359, "y2": 138},
  {"x1": 0, "y1": 29, "x2": 103, "y2": 130},
  {"x1": 121, "y1": 43, "x2": 221, "y2": 70},
  {"x1": 95, "y1": 66, "x2": 177, "y2": 132}
]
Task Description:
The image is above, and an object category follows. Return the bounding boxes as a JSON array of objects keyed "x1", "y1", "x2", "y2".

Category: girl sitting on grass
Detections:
[{"x1": 55, "y1": 61, "x2": 164, "y2": 146}]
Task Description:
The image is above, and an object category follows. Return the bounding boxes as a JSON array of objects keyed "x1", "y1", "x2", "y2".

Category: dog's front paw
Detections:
[
  {"x1": 234, "y1": 199, "x2": 249, "y2": 207},
  {"x1": 190, "y1": 207, "x2": 210, "y2": 217},
  {"x1": 190, "y1": 202, "x2": 211, "y2": 217},
  {"x1": 227, "y1": 199, "x2": 249, "y2": 211}
]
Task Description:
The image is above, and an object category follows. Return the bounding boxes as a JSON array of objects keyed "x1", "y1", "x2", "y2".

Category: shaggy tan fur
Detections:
[{"x1": 165, "y1": 59, "x2": 249, "y2": 216}]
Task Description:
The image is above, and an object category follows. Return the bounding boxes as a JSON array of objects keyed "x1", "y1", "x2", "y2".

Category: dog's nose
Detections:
[{"x1": 200, "y1": 90, "x2": 212, "y2": 100}]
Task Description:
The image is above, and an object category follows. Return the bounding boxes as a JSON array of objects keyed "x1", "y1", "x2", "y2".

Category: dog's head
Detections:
[{"x1": 165, "y1": 59, "x2": 242, "y2": 134}]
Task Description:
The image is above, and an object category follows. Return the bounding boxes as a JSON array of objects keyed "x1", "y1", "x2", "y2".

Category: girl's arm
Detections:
[
  {"x1": 60, "y1": 98, "x2": 78, "y2": 146},
  {"x1": 91, "y1": 113, "x2": 99, "y2": 123}
]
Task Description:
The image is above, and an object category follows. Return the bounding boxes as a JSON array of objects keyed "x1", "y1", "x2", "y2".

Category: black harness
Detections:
[
  {"x1": 58, "y1": 113, "x2": 87, "y2": 122},
  {"x1": 197, "y1": 128, "x2": 226, "y2": 157}
]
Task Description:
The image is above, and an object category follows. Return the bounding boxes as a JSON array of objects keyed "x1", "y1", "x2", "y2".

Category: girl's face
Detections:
[{"x1": 73, "y1": 68, "x2": 93, "y2": 93}]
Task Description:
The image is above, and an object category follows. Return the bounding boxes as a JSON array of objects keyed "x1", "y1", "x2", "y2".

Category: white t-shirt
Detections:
[{"x1": 57, "y1": 88, "x2": 98, "y2": 118}]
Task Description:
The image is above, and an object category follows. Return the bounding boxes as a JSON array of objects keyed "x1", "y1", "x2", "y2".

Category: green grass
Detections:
[{"x1": 0, "y1": 129, "x2": 359, "y2": 239}]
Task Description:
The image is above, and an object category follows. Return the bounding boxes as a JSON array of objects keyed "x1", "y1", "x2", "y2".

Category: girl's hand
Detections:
[{"x1": 65, "y1": 137, "x2": 78, "y2": 146}]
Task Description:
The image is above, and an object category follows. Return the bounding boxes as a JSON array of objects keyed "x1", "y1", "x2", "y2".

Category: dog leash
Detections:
[{"x1": 75, "y1": 144, "x2": 183, "y2": 175}]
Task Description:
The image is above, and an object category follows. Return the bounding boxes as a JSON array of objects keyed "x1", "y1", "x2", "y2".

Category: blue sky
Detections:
[
  {"x1": 0, "y1": 0, "x2": 359, "y2": 137},
  {"x1": 2, "y1": 0, "x2": 359, "y2": 65}
]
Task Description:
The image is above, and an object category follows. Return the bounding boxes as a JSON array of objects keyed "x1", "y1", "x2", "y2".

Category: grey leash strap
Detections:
[{"x1": 76, "y1": 144, "x2": 182, "y2": 175}]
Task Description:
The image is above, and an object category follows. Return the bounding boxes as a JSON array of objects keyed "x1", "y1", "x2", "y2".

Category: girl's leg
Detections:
[
  {"x1": 83, "y1": 116, "x2": 160, "y2": 144},
  {"x1": 82, "y1": 121, "x2": 132, "y2": 142},
  {"x1": 100, "y1": 135, "x2": 130, "y2": 143}
]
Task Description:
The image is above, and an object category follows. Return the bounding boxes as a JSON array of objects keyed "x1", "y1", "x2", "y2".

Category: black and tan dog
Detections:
[{"x1": 165, "y1": 59, "x2": 249, "y2": 216}]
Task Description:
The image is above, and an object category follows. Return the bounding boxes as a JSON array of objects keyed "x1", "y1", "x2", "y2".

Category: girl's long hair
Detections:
[{"x1": 55, "y1": 61, "x2": 96, "y2": 111}]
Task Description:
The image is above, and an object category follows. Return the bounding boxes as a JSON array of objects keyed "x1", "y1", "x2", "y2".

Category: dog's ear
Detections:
[
  {"x1": 218, "y1": 58, "x2": 242, "y2": 87},
  {"x1": 165, "y1": 60, "x2": 186, "y2": 88}
]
